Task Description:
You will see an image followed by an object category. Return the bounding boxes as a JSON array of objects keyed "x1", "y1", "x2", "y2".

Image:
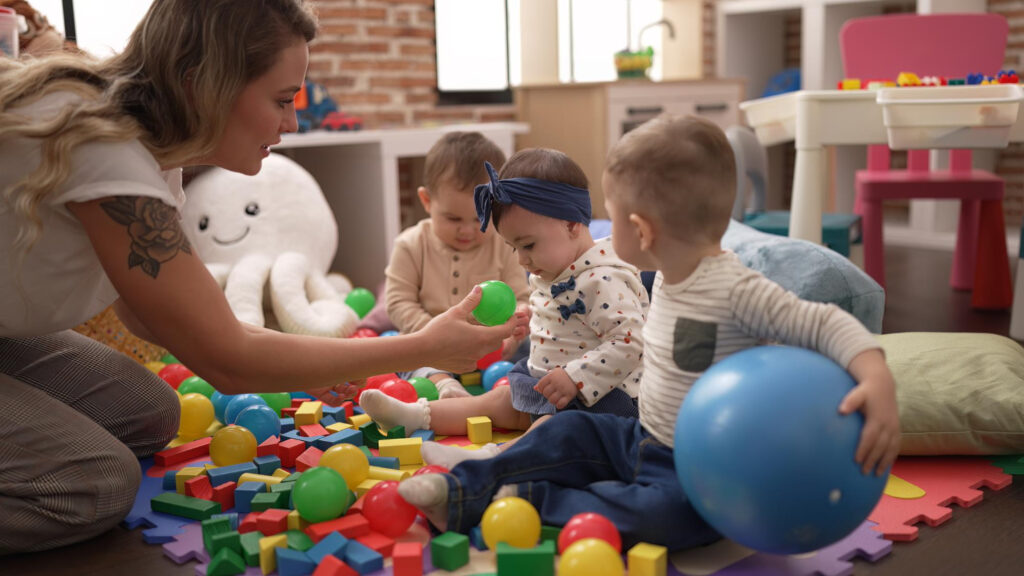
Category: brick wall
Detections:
[{"x1": 307, "y1": 0, "x2": 516, "y2": 128}]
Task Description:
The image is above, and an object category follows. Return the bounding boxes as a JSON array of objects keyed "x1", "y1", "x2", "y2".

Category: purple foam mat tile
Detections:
[
  {"x1": 163, "y1": 522, "x2": 210, "y2": 565},
  {"x1": 707, "y1": 521, "x2": 892, "y2": 576},
  {"x1": 123, "y1": 457, "x2": 191, "y2": 544}
]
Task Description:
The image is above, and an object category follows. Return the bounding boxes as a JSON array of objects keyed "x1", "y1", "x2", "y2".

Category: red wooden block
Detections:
[
  {"x1": 154, "y1": 436, "x2": 212, "y2": 467},
  {"x1": 282, "y1": 407, "x2": 298, "y2": 419},
  {"x1": 341, "y1": 402, "x2": 354, "y2": 419},
  {"x1": 211, "y1": 481, "x2": 236, "y2": 512},
  {"x1": 305, "y1": 514, "x2": 370, "y2": 543},
  {"x1": 312, "y1": 555, "x2": 359, "y2": 576},
  {"x1": 257, "y1": 436, "x2": 281, "y2": 457},
  {"x1": 238, "y1": 512, "x2": 260, "y2": 534},
  {"x1": 257, "y1": 508, "x2": 291, "y2": 536},
  {"x1": 300, "y1": 424, "x2": 331, "y2": 438},
  {"x1": 356, "y1": 531, "x2": 395, "y2": 558},
  {"x1": 295, "y1": 446, "x2": 324, "y2": 472},
  {"x1": 292, "y1": 398, "x2": 308, "y2": 408},
  {"x1": 184, "y1": 475, "x2": 213, "y2": 500},
  {"x1": 278, "y1": 438, "x2": 306, "y2": 468},
  {"x1": 391, "y1": 541, "x2": 423, "y2": 576}
]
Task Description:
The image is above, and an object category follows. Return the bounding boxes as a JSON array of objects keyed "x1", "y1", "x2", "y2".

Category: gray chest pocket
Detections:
[{"x1": 673, "y1": 318, "x2": 717, "y2": 372}]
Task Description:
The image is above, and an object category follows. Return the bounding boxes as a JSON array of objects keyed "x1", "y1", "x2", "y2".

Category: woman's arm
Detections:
[
  {"x1": 69, "y1": 196, "x2": 513, "y2": 395},
  {"x1": 113, "y1": 297, "x2": 162, "y2": 345}
]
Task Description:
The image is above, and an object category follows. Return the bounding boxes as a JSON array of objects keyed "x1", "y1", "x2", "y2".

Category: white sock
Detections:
[
  {"x1": 421, "y1": 441, "x2": 501, "y2": 469},
  {"x1": 436, "y1": 377, "x2": 471, "y2": 399},
  {"x1": 359, "y1": 390, "x2": 430, "y2": 432},
  {"x1": 397, "y1": 473, "x2": 449, "y2": 531}
]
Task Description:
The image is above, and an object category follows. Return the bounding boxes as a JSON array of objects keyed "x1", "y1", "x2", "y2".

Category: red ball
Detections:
[
  {"x1": 158, "y1": 363, "x2": 194, "y2": 389},
  {"x1": 362, "y1": 481, "x2": 417, "y2": 538},
  {"x1": 352, "y1": 328, "x2": 379, "y2": 339},
  {"x1": 557, "y1": 512, "x2": 622, "y2": 554},
  {"x1": 413, "y1": 464, "x2": 449, "y2": 476},
  {"x1": 365, "y1": 374, "x2": 397, "y2": 390},
  {"x1": 378, "y1": 379, "x2": 418, "y2": 403},
  {"x1": 476, "y1": 347, "x2": 502, "y2": 370},
  {"x1": 493, "y1": 376, "x2": 510, "y2": 389}
]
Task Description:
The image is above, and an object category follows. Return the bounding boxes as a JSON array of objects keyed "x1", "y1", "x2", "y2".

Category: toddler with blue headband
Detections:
[{"x1": 358, "y1": 148, "x2": 648, "y2": 465}]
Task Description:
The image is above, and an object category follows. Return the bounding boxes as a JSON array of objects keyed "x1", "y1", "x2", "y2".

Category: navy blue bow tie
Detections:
[
  {"x1": 550, "y1": 276, "x2": 576, "y2": 298},
  {"x1": 558, "y1": 298, "x2": 587, "y2": 320}
]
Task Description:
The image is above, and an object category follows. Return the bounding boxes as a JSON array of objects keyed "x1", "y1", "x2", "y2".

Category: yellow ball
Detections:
[
  {"x1": 318, "y1": 443, "x2": 369, "y2": 490},
  {"x1": 558, "y1": 538, "x2": 625, "y2": 576},
  {"x1": 209, "y1": 425, "x2": 257, "y2": 466},
  {"x1": 178, "y1": 393, "x2": 214, "y2": 440},
  {"x1": 481, "y1": 496, "x2": 540, "y2": 549},
  {"x1": 145, "y1": 361, "x2": 166, "y2": 374}
]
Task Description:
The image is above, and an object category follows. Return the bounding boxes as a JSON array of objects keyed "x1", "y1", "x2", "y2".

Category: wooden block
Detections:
[
  {"x1": 175, "y1": 466, "x2": 206, "y2": 494},
  {"x1": 237, "y1": 473, "x2": 283, "y2": 487},
  {"x1": 466, "y1": 416, "x2": 493, "y2": 444},
  {"x1": 258, "y1": 533, "x2": 288, "y2": 575},
  {"x1": 154, "y1": 436, "x2": 212, "y2": 467},
  {"x1": 295, "y1": 401, "x2": 324, "y2": 426},
  {"x1": 151, "y1": 491, "x2": 221, "y2": 521},
  {"x1": 391, "y1": 541, "x2": 423, "y2": 576},
  {"x1": 367, "y1": 466, "x2": 410, "y2": 482},
  {"x1": 185, "y1": 475, "x2": 214, "y2": 500},
  {"x1": 305, "y1": 513, "x2": 370, "y2": 543},
  {"x1": 295, "y1": 446, "x2": 324, "y2": 472},
  {"x1": 627, "y1": 542, "x2": 668, "y2": 576},
  {"x1": 378, "y1": 438, "x2": 423, "y2": 466}
]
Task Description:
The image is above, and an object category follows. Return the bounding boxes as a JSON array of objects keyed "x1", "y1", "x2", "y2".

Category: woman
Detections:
[{"x1": 0, "y1": 0, "x2": 521, "y2": 553}]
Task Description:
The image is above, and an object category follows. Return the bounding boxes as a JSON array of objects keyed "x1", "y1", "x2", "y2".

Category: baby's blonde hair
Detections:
[
  {"x1": 0, "y1": 0, "x2": 317, "y2": 259},
  {"x1": 605, "y1": 115, "x2": 736, "y2": 244}
]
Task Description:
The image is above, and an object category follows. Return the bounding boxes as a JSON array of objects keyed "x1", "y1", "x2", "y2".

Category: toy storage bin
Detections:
[
  {"x1": 876, "y1": 84, "x2": 1024, "y2": 150},
  {"x1": 739, "y1": 91, "x2": 799, "y2": 146}
]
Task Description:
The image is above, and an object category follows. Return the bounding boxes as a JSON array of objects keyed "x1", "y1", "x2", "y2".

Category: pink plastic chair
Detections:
[{"x1": 841, "y1": 13, "x2": 1014, "y2": 309}]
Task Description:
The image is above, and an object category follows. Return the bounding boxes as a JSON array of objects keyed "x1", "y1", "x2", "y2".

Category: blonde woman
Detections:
[{"x1": 0, "y1": 0, "x2": 522, "y2": 554}]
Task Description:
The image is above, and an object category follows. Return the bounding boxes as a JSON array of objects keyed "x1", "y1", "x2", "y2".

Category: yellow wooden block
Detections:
[
  {"x1": 259, "y1": 533, "x2": 288, "y2": 575},
  {"x1": 326, "y1": 422, "x2": 353, "y2": 433},
  {"x1": 839, "y1": 78, "x2": 862, "y2": 90},
  {"x1": 348, "y1": 413, "x2": 371, "y2": 428},
  {"x1": 355, "y1": 478, "x2": 381, "y2": 497},
  {"x1": 466, "y1": 416, "x2": 492, "y2": 444},
  {"x1": 238, "y1": 473, "x2": 283, "y2": 487},
  {"x1": 460, "y1": 371, "x2": 481, "y2": 386},
  {"x1": 272, "y1": 468, "x2": 292, "y2": 479},
  {"x1": 368, "y1": 465, "x2": 411, "y2": 482},
  {"x1": 175, "y1": 467, "x2": 206, "y2": 494},
  {"x1": 203, "y1": 463, "x2": 219, "y2": 472},
  {"x1": 287, "y1": 509, "x2": 308, "y2": 531},
  {"x1": 294, "y1": 401, "x2": 323, "y2": 427},
  {"x1": 628, "y1": 542, "x2": 668, "y2": 576},
  {"x1": 378, "y1": 437, "x2": 423, "y2": 466}
]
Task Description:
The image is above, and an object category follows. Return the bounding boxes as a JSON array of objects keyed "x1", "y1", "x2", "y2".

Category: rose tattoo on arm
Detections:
[{"x1": 100, "y1": 197, "x2": 191, "y2": 279}]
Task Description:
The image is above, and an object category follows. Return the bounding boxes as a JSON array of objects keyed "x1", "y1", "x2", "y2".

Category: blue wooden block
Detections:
[
  {"x1": 282, "y1": 429, "x2": 322, "y2": 446},
  {"x1": 344, "y1": 539, "x2": 383, "y2": 574},
  {"x1": 314, "y1": 428, "x2": 363, "y2": 451},
  {"x1": 306, "y1": 531, "x2": 349, "y2": 564},
  {"x1": 253, "y1": 455, "x2": 282, "y2": 475},
  {"x1": 233, "y1": 481, "x2": 266, "y2": 515},
  {"x1": 280, "y1": 417, "x2": 295, "y2": 434},
  {"x1": 211, "y1": 512, "x2": 239, "y2": 530},
  {"x1": 411, "y1": 429, "x2": 435, "y2": 443},
  {"x1": 207, "y1": 462, "x2": 258, "y2": 487},
  {"x1": 276, "y1": 547, "x2": 316, "y2": 576},
  {"x1": 322, "y1": 405, "x2": 343, "y2": 416},
  {"x1": 162, "y1": 470, "x2": 178, "y2": 490},
  {"x1": 320, "y1": 414, "x2": 338, "y2": 426},
  {"x1": 368, "y1": 456, "x2": 400, "y2": 470}
]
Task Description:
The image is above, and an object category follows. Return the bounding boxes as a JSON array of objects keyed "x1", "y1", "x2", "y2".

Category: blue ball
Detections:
[
  {"x1": 482, "y1": 360, "x2": 514, "y2": 391},
  {"x1": 379, "y1": 330, "x2": 399, "y2": 338},
  {"x1": 673, "y1": 346, "x2": 887, "y2": 555},
  {"x1": 224, "y1": 394, "x2": 269, "y2": 425},
  {"x1": 234, "y1": 404, "x2": 282, "y2": 443},
  {"x1": 210, "y1": 391, "x2": 236, "y2": 424}
]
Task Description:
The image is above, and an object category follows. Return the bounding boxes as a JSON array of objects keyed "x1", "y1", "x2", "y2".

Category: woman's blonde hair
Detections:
[{"x1": 0, "y1": 0, "x2": 317, "y2": 257}]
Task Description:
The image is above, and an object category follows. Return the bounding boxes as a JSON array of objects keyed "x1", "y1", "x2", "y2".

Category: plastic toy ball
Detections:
[
  {"x1": 482, "y1": 361, "x2": 514, "y2": 391},
  {"x1": 160, "y1": 353, "x2": 180, "y2": 364},
  {"x1": 258, "y1": 392, "x2": 292, "y2": 417},
  {"x1": 158, "y1": 363, "x2": 194, "y2": 389},
  {"x1": 472, "y1": 280, "x2": 516, "y2": 326},
  {"x1": 145, "y1": 361, "x2": 166, "y2": 374},
  {"x1": 177, "y1": 376, "x2": 216, "y2": 398},
  {"x1": 292, "y1": 466, "x2": 351, "y2": 523},
  {"x1": 178, "y1": 393, "x2": 215, "y2": 440},
  {"x1": 234, "y1": 404, "x2": 282, "y2": 443},
  {"x1": 345, "y1": 288, "x2": 376, "y2": 319},
  {"x1": 209, "y1": 425, "x2": 258, "y2": 466},
  {"x1": 379, "y1": 330, "x2": 399, "y2": 337},
  {"x1": 318, "y1": 443, "x2": 369, "y2": 490},
  {"x1": 557, "y1": 538, "x2": 625, "y2": 576},
  {"x1": 379, "y1": 378, "x2": 418, "y2": 403},
  {"x1": 674, "y1": 346, "x2": 888, "y2": 555},
  {"x1": 557, "y1": 512, "x2": 622, "y2": 554},
  {"x1": 481, "y1": 496, "x2": 541, "y2": 549},
  {"x1": 210, "y1": 391, "x2": 235, "y2": 424},
  {"x1": 362, "y1": 480, "x2": 418, "y2": 538},
  {"x1": 224, "y1": 394, "x2": 269, "y2": 425},
  {"x1": 493, "y1": 376, "x2": 510, "y2": 389},
  {"x1": 413, "y1": 464, "x2": 449, "y2": 476},
  {"x1": 408, "y1": 377, "x2": 439, "y2": 401},
  {"x1": 476, "y1": 347, "x2": 502, "y2": 371}
]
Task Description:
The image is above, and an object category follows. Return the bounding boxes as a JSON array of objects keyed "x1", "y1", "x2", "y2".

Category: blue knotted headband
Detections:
[{"x1": 473, "y1": 162, "x2": 592, "y2": 232}]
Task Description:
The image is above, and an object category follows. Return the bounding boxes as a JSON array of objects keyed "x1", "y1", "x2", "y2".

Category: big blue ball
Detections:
[
  {"x1": 673, "y1": 346, "x2": 887, "y2": 555},
  {"x1": 224, "y1": 394, "x2": 268, "y2": 425},
  {"x1": 234, "y1": 404, "x2": 282, "y2": 443},
  {"x1": 482, "y1": 361, "x2": 514, "y2": 391},
  {"x1": 211, "y1": 391, "x2": 236, "y2": 424}
]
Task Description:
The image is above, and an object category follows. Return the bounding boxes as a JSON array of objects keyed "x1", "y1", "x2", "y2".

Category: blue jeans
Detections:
[
  {"x1": 507, "y1": 358, "x2": 639, "y2": 420},
  {"x1": 443, "y1": 411, "x2": 720, "y2": 551}
]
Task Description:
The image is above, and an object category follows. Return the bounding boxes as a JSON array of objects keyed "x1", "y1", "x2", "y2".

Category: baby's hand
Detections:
[
  {"x1": 306, "y1": 382, "x2": 360, "y2": 406},
  {"x1": 501, "y1": 305, "x2": 531, "y2": 360},
  {"x1": 534, "y1": 367, "x2": 577, "y2": 410},
  {"x1": 841, "y1": 350, "x2": 901, "y2": 476}
]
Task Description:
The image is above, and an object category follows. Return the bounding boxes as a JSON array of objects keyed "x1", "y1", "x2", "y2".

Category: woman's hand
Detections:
[{"x1": 418, "y1": 285, "x2": 517, "y2": 374}]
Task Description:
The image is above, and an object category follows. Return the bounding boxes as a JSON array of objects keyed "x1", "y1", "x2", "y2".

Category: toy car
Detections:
[{"x1": 321, "y1": 111, "x2": 363, "y2": 131}]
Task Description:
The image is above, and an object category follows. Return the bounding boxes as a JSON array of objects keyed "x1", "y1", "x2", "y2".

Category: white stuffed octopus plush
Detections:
[{"x1": 182, "y1": 153, "x2": 359, "y2": 337}]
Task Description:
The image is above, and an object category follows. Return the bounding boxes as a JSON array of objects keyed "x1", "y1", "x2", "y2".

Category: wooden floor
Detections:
[{"x1": 5, "y1": 245, "x2": 1023, "y2": 576}]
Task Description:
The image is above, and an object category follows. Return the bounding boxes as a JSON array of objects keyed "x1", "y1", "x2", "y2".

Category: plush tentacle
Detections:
[
  {"x1": 224, "y1": 254, "x2": 274, "y2": 327},
  {"x1": 270, "y1": 253, "x2": 358, "y2": 337}
]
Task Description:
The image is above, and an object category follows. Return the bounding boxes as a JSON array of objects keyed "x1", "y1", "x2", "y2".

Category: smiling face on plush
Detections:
[{"x1": 182, "y1": 153, "x2": 338, "y2": 271}]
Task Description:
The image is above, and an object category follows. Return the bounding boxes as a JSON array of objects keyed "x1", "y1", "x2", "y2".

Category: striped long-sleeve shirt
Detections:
[{"x1": 640, "y1": 251, "x2": 881, "y2": 447}]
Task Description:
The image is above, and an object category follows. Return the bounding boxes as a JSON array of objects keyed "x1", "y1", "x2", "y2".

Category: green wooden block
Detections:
[
  {"x1": 496, "y1": 540, "x2": 555, "y2": 576},
  {"x1": 431, "y1": 531, "x2": 470, "y2": 571},
  {"x1": 209, "y1": 531, "x2": 242, "y2": 558},
  {"x1": 201, "y1": 516, "x2": 232, "y2": 552},
  {"x1": 270, "y1": 482, "x2": 294, "y2": 497},
  {"x1": 386, "y1": 425, "x2": 406, "y2": 439},
  {"x1": 284, "y1": 529, "x2": 314, "y2": 551},
  {"x1": 249, "y1": 491, "x2": 287, "y2": 512},
  {"x1": 282, "y1": 472, "x2": 303, "y2": 483},
  {"x1": 151, "y1": 491, "x2": 221, "y2": 520},
  {"x1": 239, "y1": 531, "x2": 264, "y2": 566},
  {"x1": 359, "y1": 420, "x2": 387, "y2": 449},
  {"x1": 358, "y1": 446, "x2": 372, "y2": 459},
  {"x1": 208, "y1": 546, "x2": 246, "y2": 576},
  {"x1": 540, "y1": 525, "x2": 561, "y2": 544}
]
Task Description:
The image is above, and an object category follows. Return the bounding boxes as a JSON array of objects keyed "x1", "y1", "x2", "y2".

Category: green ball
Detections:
[
  {"x1": 160, "y1": 353, "x2": 180, "y2": 365},
  {"x1": 345, "y1": 288, "x2": 376, "y2": 319},
  {"x1": 292, "y1": 466, "x2": 351, "y2": 523},
  {"x1": 409, "y1": 376, "x2": 439, "y2": 401},
  {"x1": 258, "y1": 392, "x2": 292, "y2": 417},
  {"x1": 177, "y1": 376, "x2": 216, "y2": 398},
  {"x1": 473, "y1": 280, "x2": 516, "y2": 326}
]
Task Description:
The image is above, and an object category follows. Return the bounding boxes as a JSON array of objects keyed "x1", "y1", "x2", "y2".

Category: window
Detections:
[
  {"x1": 434, "y1": 0, "x2": 514, "y2": 105},
  {"x1": 559, "y1": 0, "x2": 664, "y2": 84},
  {"x1": 30, "y1": 0, "x2": 152, "y2": 57}
]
